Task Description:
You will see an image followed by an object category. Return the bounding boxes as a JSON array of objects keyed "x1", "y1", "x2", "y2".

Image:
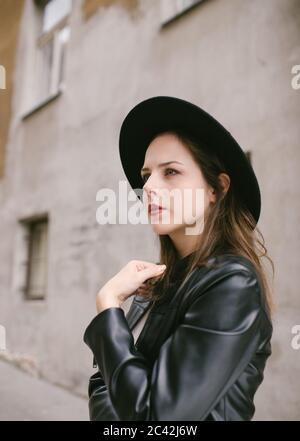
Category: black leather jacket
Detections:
[{"x1": 83, "y1": 253, "x2": 273, "y2": 421}]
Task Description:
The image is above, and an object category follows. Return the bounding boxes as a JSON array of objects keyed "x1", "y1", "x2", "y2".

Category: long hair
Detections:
[{"x1": 143, "y1": 128, "x2": 276, "y2": 320}]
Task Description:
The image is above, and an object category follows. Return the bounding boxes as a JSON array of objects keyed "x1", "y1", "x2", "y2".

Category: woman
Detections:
[{"x1": 83, "y1": 96, "x2": 275, "y2": 421}]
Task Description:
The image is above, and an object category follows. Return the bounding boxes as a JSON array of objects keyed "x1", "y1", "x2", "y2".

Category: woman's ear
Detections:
[
  {"x1": 208, "y1": 186, "x2": 217, "y2": 204},
  {"x1": 208, "y1": 173, "x2": 230, "y2": 204},
  {"x1": 219, "y1": 173, "x2": 231, "y2": 197}
]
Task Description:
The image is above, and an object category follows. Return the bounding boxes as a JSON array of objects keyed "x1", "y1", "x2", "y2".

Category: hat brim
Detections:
[{"x1": 119, "y1": 96, "x2": 261, "y2": 225}]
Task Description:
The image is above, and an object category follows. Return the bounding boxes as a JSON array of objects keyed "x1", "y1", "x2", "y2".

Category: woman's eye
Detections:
[
  {"x1": 165, "y1": 168, "x2": 178, "y2": 176},
  {"x1": 141, "y1": 168, "x2": 178, "y2": 183}
]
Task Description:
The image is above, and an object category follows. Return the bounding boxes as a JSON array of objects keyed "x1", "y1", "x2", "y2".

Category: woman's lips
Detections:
[{"x1": 148, "y1": 204, "x2": 165, "y2": 215}]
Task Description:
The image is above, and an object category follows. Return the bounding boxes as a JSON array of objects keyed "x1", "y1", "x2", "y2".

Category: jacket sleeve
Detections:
[
  {"x1": 83, "y1": 266, "x2": 263, "y2": 421},
  {"x1": 87, "y1": 369, "x2": 119, "y2": 420}
]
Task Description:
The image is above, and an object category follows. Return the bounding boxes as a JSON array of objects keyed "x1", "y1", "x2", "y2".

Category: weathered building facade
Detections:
[{"x1": 0, "y1": 0, "x2": 299, "y2": 420}]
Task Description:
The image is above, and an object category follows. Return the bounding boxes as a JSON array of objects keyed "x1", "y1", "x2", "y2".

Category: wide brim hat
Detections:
[{"x1": 119, "y1": 95, "x2": 261, "y2": 226}]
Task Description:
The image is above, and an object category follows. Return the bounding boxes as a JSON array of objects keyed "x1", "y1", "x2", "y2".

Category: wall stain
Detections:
[{"x1": 82, "y1": 0, "x2": 141, "y2": 21}]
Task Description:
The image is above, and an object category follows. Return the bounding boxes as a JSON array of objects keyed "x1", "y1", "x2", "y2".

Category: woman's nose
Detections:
[
  {"x1": 142, "y1": 175, "x2": 154, "y2": 193},
  {"x1": 142, "y1": 182, "x2": 152, "y2": 201},
  {"x1": 143, "y1": 175, "x2": 159, "y2": 201}
]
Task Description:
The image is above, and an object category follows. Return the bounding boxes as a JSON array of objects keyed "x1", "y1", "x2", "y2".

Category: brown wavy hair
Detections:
[{"x1": 140, "y1": 128, "x2": 276, "y2": 320}]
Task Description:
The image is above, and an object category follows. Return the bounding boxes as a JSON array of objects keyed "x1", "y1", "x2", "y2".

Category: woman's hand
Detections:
[{"x1": 96, "y1": 260, "x2": 166, "y2": 314}]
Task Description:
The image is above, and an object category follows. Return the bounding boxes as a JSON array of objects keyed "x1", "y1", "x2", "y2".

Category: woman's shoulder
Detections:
[
  {"x1": 186, "y1": 252, "x2": 273, "y2": 330},
  {"x1": 205, "y1": 252, "x2": 259, "y2": 276},
  {"x1": 186, "y1": 252, "x2": 255, "y2": 282},
  {"x1": 190, "y1": 252, "x2": 262, "y2": 291},
  {"x1": 186, "y1": 253, "x2": 264, "y2": 310}
]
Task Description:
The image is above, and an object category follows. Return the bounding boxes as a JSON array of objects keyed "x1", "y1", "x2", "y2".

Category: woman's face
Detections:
[{"x1": 140, "y1": 132, "x2": 216, "y2": 236}]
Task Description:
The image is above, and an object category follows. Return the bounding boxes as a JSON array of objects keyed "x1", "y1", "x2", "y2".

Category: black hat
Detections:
[{"x1": 119, "y1": 96, "x2": 261, "y2": 226}]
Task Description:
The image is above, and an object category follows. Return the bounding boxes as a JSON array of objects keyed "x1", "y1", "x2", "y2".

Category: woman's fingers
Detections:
[
  {"x1": 136, "y1": 274, "x2": 163, "y2": 298},
  {"x1": 138, "y1": 264, "x2": 166, "y2": 283}
]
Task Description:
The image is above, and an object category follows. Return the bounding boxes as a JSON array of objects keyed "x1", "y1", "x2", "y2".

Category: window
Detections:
[
  {"x1": 161, "y1": 0, "x2": 205, "y2": 26},
  {"x1": 26, "y1": 218, "x2": 49, "y2": 300},
  {"x1": 16, "y1": 216, "x2": 48, "y2": 300},
  {"x1": 25, "y1": 0, "x2": 72, "y2": 113},
  {"x1": 41, "y1": 0, "x2": 72, "y2": 33}
]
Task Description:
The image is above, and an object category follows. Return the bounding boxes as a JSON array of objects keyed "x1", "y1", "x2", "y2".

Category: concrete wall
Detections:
[{"x1": 0, "y1": 0, "x2": 299, "y2": 419}]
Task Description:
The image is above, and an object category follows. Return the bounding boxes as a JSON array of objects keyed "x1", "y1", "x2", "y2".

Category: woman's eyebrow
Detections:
[{"x1": 141, "y1": 161, "x2": 184, "y2": 173}]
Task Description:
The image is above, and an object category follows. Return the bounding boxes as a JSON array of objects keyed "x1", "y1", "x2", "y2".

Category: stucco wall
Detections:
[{"x1": 0, "y1": 0, "x2": 299, "y2": 419}]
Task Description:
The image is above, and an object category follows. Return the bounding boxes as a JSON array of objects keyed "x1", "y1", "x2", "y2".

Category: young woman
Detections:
[{"x1": 83, "y1": 96, "x2": 275, "y2": 421}]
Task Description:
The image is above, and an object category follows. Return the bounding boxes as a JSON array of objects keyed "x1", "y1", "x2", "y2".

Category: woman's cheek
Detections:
[{"x1": 180, "y1": 194, "x2": 205, "y2": 227}]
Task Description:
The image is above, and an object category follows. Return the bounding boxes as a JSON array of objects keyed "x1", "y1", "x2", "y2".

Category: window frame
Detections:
[
  {"x1": 20, "y1": 216, "x2": 49, "y2": 301},
  {"x1": 22, "y1": 0, "x2": 72, "y2": 119},
  {"x1": 160, "y1": 0, "x2": 205, "y2": 27}
]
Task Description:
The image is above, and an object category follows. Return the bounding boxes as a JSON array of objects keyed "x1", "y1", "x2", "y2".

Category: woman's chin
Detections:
[{"x1": 150, "y1": 222, "x2": 182, "y2": 235}]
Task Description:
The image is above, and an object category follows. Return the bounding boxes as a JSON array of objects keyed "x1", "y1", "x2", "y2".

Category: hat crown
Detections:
[{"x1": 119, "y1": 96, "x2": 261, "y2": 227}]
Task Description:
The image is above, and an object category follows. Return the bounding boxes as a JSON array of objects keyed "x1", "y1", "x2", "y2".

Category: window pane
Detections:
[
  {"x1": 35, "y1": 37, "x2": 54, "y2": 103},
  {"x1": 27, "y1": 221, "x2": 48, "y2": 299},
  {"x1": 57, "y1": 26, "x2": 70, "y2": 85},
  {"x1": 43, "y1": 0, "x2": 72, "y2": 33}
]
